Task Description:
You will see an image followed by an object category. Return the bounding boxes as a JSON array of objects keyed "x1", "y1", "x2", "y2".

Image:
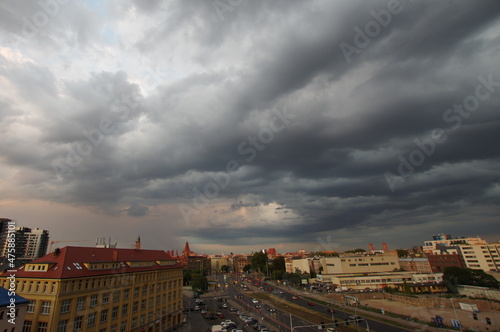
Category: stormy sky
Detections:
[{"x1": 1, "y1": 0, "x2": 499, "y2": 254}]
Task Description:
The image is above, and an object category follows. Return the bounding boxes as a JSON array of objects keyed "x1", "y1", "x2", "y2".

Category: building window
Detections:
[
  {"x1": 134, "y1": 287, "x2": 139, "y2": 297},
  {"x1": 149, "y1": 297, "x2": 154, "y2": 308},
  {"x1": 132, "y1": 318, "x2": 137, "y2": 329},
  {"x1": 123, "y1": 289, "x2": 129, "y2": 300},
  {"x1": 22, "y1": 321, "x2": 32, "y2": 332},
  {"x1": 87, "y1": 313, "x2": 96, "y2": 327},
  {"x1": 122, "y1": 304, "x2": 128, "y2": 316},
  {"x1": 38, "y1": 322, "x2": 48, "y2": 332},
  {"x1": 60, "y1": 300, "x2": 71, "y2": 313},
  {"x1": 120, "y1": 321, "x2": 127, "y2": 332},
  {"x1": 90, "y1": 295, "x2": 98, "y2": 307},
  {"x1": 112, "y1": 306, "x2": 118, "y2": 319},
  {"x1": 149, "y1": 284, "x2": 154, "y2": 294},
  {"x1": 26, "y1": 302, "x2": 35, "y2": 313},
  {"x1": 113, "y1": 290, "x2": 120, "y2": 302},
  {"x1": 100, "y1": 309, "x2": 108, "y2": 323},
  {"x1": 142, "y1": 286, "x2": 147, "y2": 296},
  {"x1": 102, "y1": 293, "x2": 110, "y2": 304},
  {"x1": 141, "y1": 299, "x2": 146, "y2": 310},
  {"x1": 73, "y1": 316, "x2": 83, "y2": 331},
  {"x1": 41, "y1": 301, "x2": 51, "y2": 315},
  {"x1": 76, "y1": 297, "x2": 85, "y2": 310}
]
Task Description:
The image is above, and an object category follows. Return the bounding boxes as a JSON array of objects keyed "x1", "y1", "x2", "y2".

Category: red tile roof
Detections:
[{"x1": 1, "y1": 246, "x2": 183, "y2": 279}]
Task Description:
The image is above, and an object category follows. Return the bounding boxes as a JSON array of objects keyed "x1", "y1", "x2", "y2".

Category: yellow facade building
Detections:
[{"x1": 0, "y1": 246, "x2": 183, "y2": 332}]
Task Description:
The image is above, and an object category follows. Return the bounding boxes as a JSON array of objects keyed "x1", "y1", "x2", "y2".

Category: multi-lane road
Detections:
[{"x1": 182, "y1": 273, "x2": 415, "y2": 331}]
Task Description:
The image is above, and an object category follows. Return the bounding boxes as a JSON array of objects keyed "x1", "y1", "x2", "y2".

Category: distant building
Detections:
[
  {"x1": 319, "y1": 251, "x2": 400, "y2": 274},
  {"x1": 425, "y1": 252, "x2": 466, "y2": 273},
  {"x1": 316, "y1": 271, "x2": 443, "y2": 290},
  {"x1": 456, "y1": 243, "x2": 500, "y2": 271},
  {"x1": 178, "y1": 242, "x2": 210, "y2": 274},
  {"x1": 232, "y1": 255, "x2": 249, "y2": 273},
  {"x1": 210, "y1": 256, "x2": 229, "y2": 272},
  {"x1": 399, "y1": 257, "x2": 433, "y2": 273},
  {"x1": 423, "y1": 234, "x2": 486, "y2": 253},
  {"x1": 0, "y1": 245, "x2": 184, "y2": 332},
  {"x1": 0, "y1": 220, "x2": 49, "y2": 266}
]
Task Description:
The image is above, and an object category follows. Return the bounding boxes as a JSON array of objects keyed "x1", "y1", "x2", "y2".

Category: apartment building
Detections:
[
  {"x1": 457, "y1": 243, "x2": 500, "y2": 271},
  {"x1": 0, "y1": 246, "x2": 184, "y2": 332},
  {"x1": 0, "y1": 222, "x2": 49, "y2": 265},
  {"x1": 423, "y1": 234, "x2": 486, "y2": 253},
  {"x1": 320, "y1": 251, "x2": 400, "y2": 274}
]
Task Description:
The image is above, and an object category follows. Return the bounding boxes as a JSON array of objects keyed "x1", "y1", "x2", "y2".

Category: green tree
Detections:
[
  {"x1": 443, "y1": 267, "x2": 500, "y2": 290},
  {"x1": 191, "y1": 273, "x2": 208, "y2": 292},
  {"x1": 251, "y1": 251, "x2": 268, "y2": 273},
  {"x1": 242, "y1": 264, "x2": 252, "y2": 273},
  {"x1": 220, "y1": 265, "x2": 230, "y2": 273},
  {"x1": 396, "y1": 249, "x2": 409, "y2": 258},
  {"x1": 272, "y1": 256, "x2": 285, "y2": 271},
  {"x1": 183, "y1": 269, "x2": 192, "y2": 286},
  {"x1": 272, "y1": 269, "x2": 284, "y2": 280}
]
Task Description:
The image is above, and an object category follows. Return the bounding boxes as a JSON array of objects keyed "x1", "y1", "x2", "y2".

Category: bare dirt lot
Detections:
[{"x1": 362, "y1": 298, "x2": 499, "y2": 331}]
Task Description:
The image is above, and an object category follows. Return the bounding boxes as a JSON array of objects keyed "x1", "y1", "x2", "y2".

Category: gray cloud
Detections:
[{"x1": 1, "y1": 0, "x2": 499, "y2": 252}]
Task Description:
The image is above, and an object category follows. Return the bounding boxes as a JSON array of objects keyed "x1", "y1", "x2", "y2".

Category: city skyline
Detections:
[{"x1": 1, "y1": 1, "x2": 499, "y2": 254}]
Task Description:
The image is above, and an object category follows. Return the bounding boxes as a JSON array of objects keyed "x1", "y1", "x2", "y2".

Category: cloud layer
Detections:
[{"x1": 1, "y1": 0, "x2": 499, "y2": 252}]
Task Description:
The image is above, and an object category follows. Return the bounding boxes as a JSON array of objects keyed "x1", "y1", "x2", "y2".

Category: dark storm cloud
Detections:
[{"x1": 1, "y1": 0, "x2": 499, "y2": 250}]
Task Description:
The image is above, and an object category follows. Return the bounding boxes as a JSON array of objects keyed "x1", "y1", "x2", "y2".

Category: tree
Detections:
[
  {"x1": 396, "y1": 249, "x2": 409, "y2": 258},
  {"x1": 250, "y1": 251, "x2": 268, "y2": 273},
  {"x1": 183, "y1": 269, "x2": 192, "y2": 286},
  {"x1": 220, "y1": 265, "x2": 230, "y2": 273},
  {"x1": 242, "y1": 264, "x2": 252, "y2": 273},
  {"x1": 443, "y1": 267, "x2": 500, "y2": 290},
  {"x1": 272, "y1": 270, "x2": 284, "y2": 280},
  {"x1": 191, "y1": 273, "x2": 209, "y2": 292},
  {"x1": 272, "y1": 256, "x2": 285, "y2": 271}
]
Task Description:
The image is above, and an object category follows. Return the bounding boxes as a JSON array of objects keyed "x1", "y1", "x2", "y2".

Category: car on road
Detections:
[
  {"x1": 326, "y1": 328, "x2": 337, "y2": 332},
  {"x1": 252, "y1": 298, "x2": 259, "y2": 303},
  {"x1": 291, "y1": 296, "x2": 298, "y2": 300},
  {"x1": 307, "y1": 302, "x2": 315, "y2": 306},
  {"x1": 217, "y1": 312, "x2": 225, "y2": 318},
  {"x1": 327, "y1": 308, "x2": 335, "y2": 313},
  {"x1": 222, "y1": 303, "x2": 228, "y2": 309}
]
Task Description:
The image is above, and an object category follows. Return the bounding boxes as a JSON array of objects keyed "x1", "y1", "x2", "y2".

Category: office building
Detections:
[{"x1": 0, "y1": 245, "x2": 184, "y2": 332}]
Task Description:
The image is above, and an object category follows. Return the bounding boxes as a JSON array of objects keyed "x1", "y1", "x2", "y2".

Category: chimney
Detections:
[
  {"x1": 382, "y1": 242, "x2": 388, "y2": 251},
  {"x1": 54, "y1": 248, "x2": 61, "y2": 257},
  {"x1": 113, "y1": 249, "x2": 119, "y2": 261},
  {"x1": 368, "y1": 243, "x2": 375, "y2": 251},
  {"x1": 135, "y1": 236, "x2": 141, "y2": 250}
]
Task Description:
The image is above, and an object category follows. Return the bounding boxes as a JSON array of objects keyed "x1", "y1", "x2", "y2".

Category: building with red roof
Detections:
[{"x1": 0, "y1": 245, "x2": 183, "y2": 332}]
